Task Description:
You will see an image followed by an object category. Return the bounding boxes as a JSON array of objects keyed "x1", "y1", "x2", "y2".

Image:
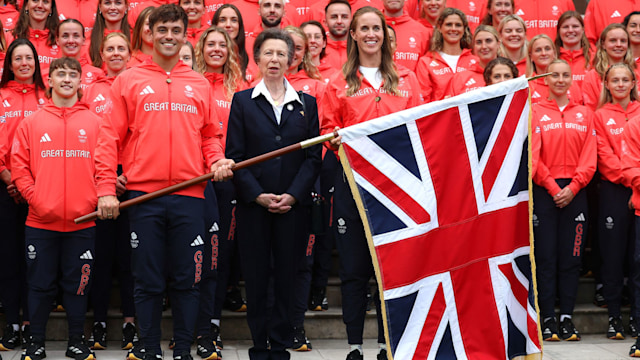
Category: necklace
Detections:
[{"x1": 271, "y1": 88, "x2": 285, "y2": 105}]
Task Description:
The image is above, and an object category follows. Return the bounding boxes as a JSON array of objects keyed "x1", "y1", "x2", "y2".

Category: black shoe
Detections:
[
  {"x1": 121, "y1": 323, "x2": 139, "y2": 350},
  {"x1": 346, "y1": 349, "x2": 363, "y2": 360},
  {"x1": 631, "y1": 318, "x2": 639, "y2": 339},
  {"x1": 142, "y1": 354, "x2": 161, "y2": 360},
  {"x1": 0, "y1": 324, "x2": 19, "y2": 350},
  {"x1": 559, "y1": 318, "x2": 580, "y2": 341},
  {"x1": 377, "y1": 348, "x2": 388, "y2": 360},
  {"x1": 21, "y1": 326, "x2": 31, "y2": 349},
  {"x1": 65, "y1": 336, "x2": 95, "y2": 360},
  {"x1": 223, "y1": 287, "x2": 246, "y2": 312},
  {"x1": 593, "y1": 287, "x2": 607, "y2": 308},
  {"x1": 631, "y1": 338, "x2": 640, "y2": 357},
  {"x1": 210, "y1": 324, "x2": 223, "y2": 350},
  {"x1": 292, "y1": 327, "x2": 311, "y2": 351},
  {"x1": 308, "y1": 287, "x2": 328, "y2": 311},
  {"x1": 88, "y1": 323, "x2": 107, "y2": 350},
  {"x1": 174, "y1": 352, "x2": 194, "y2": 360},
  {"x1": 196, "y1": 336, "x2": 220, "y2": 360},
  {"x1": 127, "y1": 344, "x2": 145, "y2": 360},
  {"x1": 21, "y1": 341, "x2": 46, "y2": 360},
  {"x1": 608, "y1": 316, "x2": 625, "y2": 340},
  {"x1": 542, "y1": 317, "x2": 560, "y2": 341}
]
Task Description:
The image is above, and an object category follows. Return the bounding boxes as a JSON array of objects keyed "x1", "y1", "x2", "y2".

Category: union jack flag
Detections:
[{"x1": 338, "y1": 77, "x2": 542, "y2": 360}]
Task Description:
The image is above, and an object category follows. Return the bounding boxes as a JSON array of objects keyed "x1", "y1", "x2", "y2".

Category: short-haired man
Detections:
[
  {"x1": 382, "y1": 0, "x2": 430, "y2": 71},
  {"x1": 95, "y1": 4, "x2": 234, "y2": 360},
  {"x1": 321, "y1": 0, "x2": 351, "y2": 71},
  {"x1": 12, "y1": 57, "x2": 100, "y2": 360}
]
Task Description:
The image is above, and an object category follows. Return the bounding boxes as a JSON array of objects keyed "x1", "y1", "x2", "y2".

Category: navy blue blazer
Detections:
[{"x1": 225, "y1": 88, "x2": 322, "y2": 205}]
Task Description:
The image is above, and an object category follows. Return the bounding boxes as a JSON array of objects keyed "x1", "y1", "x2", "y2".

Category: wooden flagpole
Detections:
[{"x1": 74, "y1": 132, "x2": 337, "y2": 224}]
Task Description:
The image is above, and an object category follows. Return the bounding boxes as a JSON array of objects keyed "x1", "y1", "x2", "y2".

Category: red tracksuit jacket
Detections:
[
  {"x1": 385, "y1": 13, "x2": 431, "y2": 72},
  {"x1": 415, "y1": 48, "x2": 479, "y2": 102},
  {"x1": 0, "y1": 82, "x2": 47, "y2": 174},
  {"x1": 532, "y1": 98, "x2": 597, "y2": 197},
  {"x1": 10, "y1": 101, "x2": 100, "y2": 231},
  {"x1": 594, "y1": 101, "x2": 640, "y2": 186},
  {"x1": 621, "y1": 114, "x2": 640, "y2": 215},
  {"x1": 95, "y1": 60, "x2": 225, "y2": 199},
  {"x1": 321, "y1": 66, "x2": 422, "y2": 140},
  {"x1": 558, "y1": 46, "x2": 594, "y2": 89},
  {"x1": 584, "y1": 0, "x2": 640, "y2": 46},
  {"x1": 514, "y1": 0, "x2": 574, "y2": 39},
  {"x1": 444, "y1": 62, "x2": 484, "y2": 97}
]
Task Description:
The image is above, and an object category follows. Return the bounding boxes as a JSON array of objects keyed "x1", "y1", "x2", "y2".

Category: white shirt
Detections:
[
  {"x1": 251, "y1": 78, "x2": 302, "y2": 124},
  {"x1": 359, "y1": 66, "x2": 383, "y2": 90},
  {"x1": 439, "y1": 52, "x2": 460, "y2": 73}
]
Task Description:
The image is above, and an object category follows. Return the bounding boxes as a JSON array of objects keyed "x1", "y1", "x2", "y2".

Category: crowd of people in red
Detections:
[{"x1": 1, "y1": 0, "x2": 640, "y2": 359}]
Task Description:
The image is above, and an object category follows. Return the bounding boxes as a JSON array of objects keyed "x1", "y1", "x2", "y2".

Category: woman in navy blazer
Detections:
[{"x1": 225, "y1": 28, "x2": 322, "y2": 360}]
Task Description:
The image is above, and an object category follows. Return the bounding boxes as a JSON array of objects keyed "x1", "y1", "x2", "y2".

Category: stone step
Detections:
[{"x1": 1, "y1": 301, "x2": 629, "y2": 341}]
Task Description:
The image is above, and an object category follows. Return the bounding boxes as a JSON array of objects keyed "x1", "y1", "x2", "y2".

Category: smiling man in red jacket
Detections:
[{"x1": 94, "y1": 4, "x2": 234, "y2": 360}]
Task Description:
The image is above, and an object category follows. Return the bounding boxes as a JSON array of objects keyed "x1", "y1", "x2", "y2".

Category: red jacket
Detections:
[
  {"x1": 95, "y1": 60, "x2": 225, "y2": 199},
  {"x1": 582, "y1": 69, "x2": 602, "y2": 112},
  {"x1": 0, "y1": 82, "x2": 47, "y2": 174},
  {"x1": 415, "y1": 49, "x2": 479, "y2": 102},
  {"x1": 584, "y1": 0, "x2": 640, "y2": 46},
  {"x1": 84, "y1": 76, "x2": 114, "y2": 115},
  {"x1": 127, "y1": 0, "x2": 168, "y2": 28},
  {"x1": 10, "y1": 101, "x2": 100, "y2": 231},
  {"x1": 323, "y1": 38, "x2": 347, "y2": 73},
  {"x1": 447, "y1": 0, "x2": 487, "y2": 32},
  {"x1": 513, "y1": 0, "x2": 574, "y2": 40},
  {"x1": 531, "y1": 98, "x2": 596, "y2": 197},
  {"x1": 621, "y1": 114, "x2": 640, "y2": 215},
  {"x1": 286, "y1": 70, "x2": 326, "y2": 120},
  {"x1": 321, "y1": 66, "x2": 421, "y2": 140},
  {"x1": 528, "y1": 75, "x2": 583, "y2": 105},
  {"x1": 285, "y1": 0, "x2": 312, "y2": 26},
  {"x1": 28, "y1": 29, "x2": 61, "y2": 72},
  {"x1": 444, "y1": 62, "x2": 484, "y2": 97},
  {"x1": 317, "y1": 59, "x2": 339, "y2": 84},
  {"x1": 128, "y1": 51, "x2": 152, "y2": 68},
  {"x1": 558, "y1": 47, "x2": 593, "y2": 89},
  {"x1": 57, "y1": 0, "x2": 99, "y2": 34},
  {"x1": 385, "y1": 13, "x2": 431, "y2": 72},
  {"x1": 0, "y1": 5, "x2": 19, "y2": 34},
  {"x1": 594, "y1": 101, "x2": 640, "y2": 185},
  {"x1": 185, "y1": 25, "x2": 208, "y2": 47},
  {"x1": 204, "y1": 72, "x2": 248, "y2": 150}
]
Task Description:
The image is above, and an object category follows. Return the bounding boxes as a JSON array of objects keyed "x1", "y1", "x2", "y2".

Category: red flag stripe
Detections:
[
  {"x1": 481, "y1": 89, "x2": 528, "y2": 200},
  {"x1": 344, "y1": 143, "x2": 431, "y2": 224},
  {"x1": 414, "y1": 283, "x2": 447, "y2": 359},
  {"x1": 377, "y1": 203, "x2": 529, "y2": 290}
]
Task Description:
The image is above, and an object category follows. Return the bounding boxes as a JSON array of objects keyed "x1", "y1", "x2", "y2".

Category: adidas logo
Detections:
[
  {"x1": 516, "y1": 9, "x2": 524, "y2": 15},
  {"x1": 540, "y1": 114, "x2": 552, "y2": 122},
  {"x1": 67, "y1": 346, "x2": 85, "y2": 354},
  {"x1": 532, "y1": 91, "x2": 541, "y2": 98},
  {"x1": 139, "y1": 85, "x2": 155, "y2": 95},
  {"x1": 611, "y1": 10, "x2": 621, "y2": 18},
  {"x1": 429, "y1": 60, "x2": 439, "y2": 67},
  {"x1": 465, "y1": 78, "x2": 476, "y2": 87},
  {"x1": 93, "y1": 94, "x2": 105, "y2": 102},
  {"x1": 190, "y1": 235, "x2": 204, "y2": 247},
  {"x1": 40, "y1": 133, "x2": 52, "y2": 142},
  {"x1": 575, "y1": 213, "x2": 585, "y2": 222},
  {"x1": 80, "y1": 250, "x2": 93, "y2": 260},
  {"x1": 2, "y1": 99, "x2": 10, "y2": 107},
  {"x1": 209, "y1": 222, "x2": 219, "y2": 232},
  {"x1": 607, "y1": 118, "x2": 616, "y2": 126}
]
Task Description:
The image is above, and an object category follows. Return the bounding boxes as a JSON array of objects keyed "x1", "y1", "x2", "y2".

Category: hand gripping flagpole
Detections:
[{"x1": 74, "y1": 132, "x2": 337, "y2": 224}]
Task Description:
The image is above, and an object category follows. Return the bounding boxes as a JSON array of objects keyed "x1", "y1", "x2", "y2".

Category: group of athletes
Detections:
[{"x1": 1, "y1": 0, "x2": 640, "y2": 358}]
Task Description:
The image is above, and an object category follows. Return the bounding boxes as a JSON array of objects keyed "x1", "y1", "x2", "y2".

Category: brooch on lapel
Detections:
[{"x1": 287, "y1": 104, "x2": 294, "y2": 111}]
